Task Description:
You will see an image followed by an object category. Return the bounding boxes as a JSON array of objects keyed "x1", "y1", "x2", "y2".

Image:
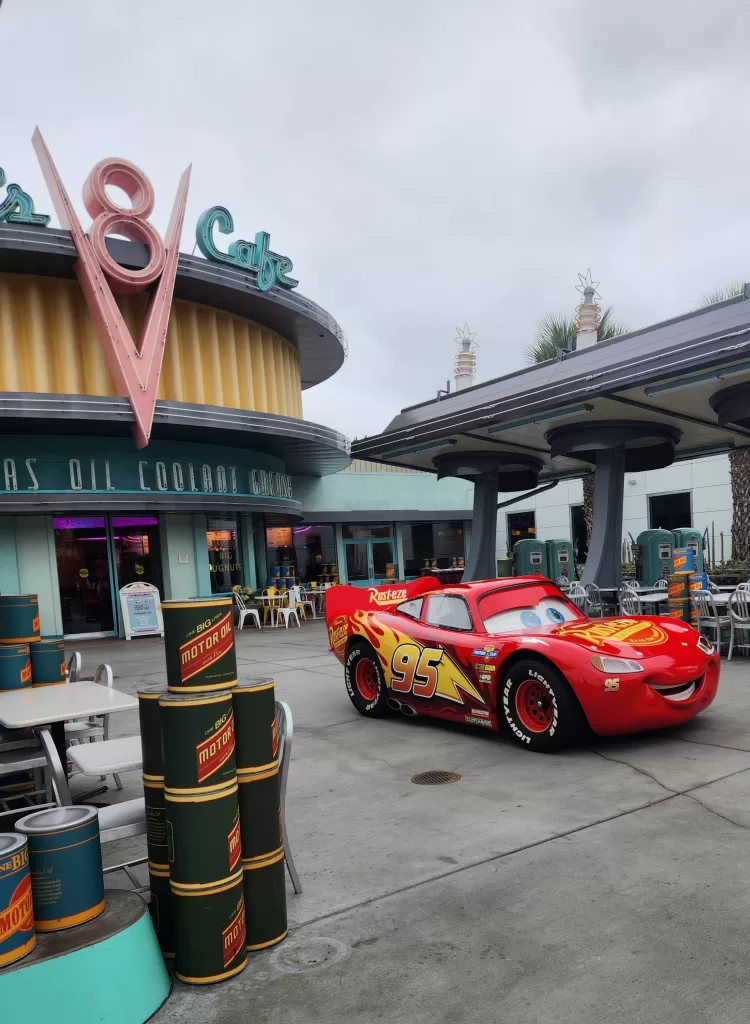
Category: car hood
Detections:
[{"x1": 491, "y1": 615, "x2": 697, "y2": 659}]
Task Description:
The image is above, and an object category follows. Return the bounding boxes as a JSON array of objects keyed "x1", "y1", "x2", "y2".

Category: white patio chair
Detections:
[
  {"x1": 738, "y1": 581, "x2": 750, "y2": 592},
  {"x1": 729, "y1": 590, "x2": 750, "y2": 656},
  {"x1": 276, "y1": 700, "x2": 301, "y2": 894},
  {"x1": 584, "y1": 583, "x2": 604, "y2": 618},
  {"x1": 65, "y1": 664, "x2": 123, "y2": 789},
  {"x1": 0, "y1": 741, "x2": 54, "y2": 810},
  {"x1": 66, "y1": 651, "x2": 82, "y2": 682},
  {"x1": 67, "y1": 735, "x2": 142, "y2": 782},
  {"x1": 98, "y1": 797, "x2": 148, "y2": 891},
  {"x1": 567, "y1": 583, "x2": 586, "y2": 611},
  {"x1": 653, "y1": 579, "x2": 668, "y2": 591},
  {"x1": 556, "y1": 576, "x2": 571, "y2": 592},
  {"x1": 234, "y1": 590, "x2": 261, "y2": 631},
  {"x1": 620, "y1": 587, "x2": 643, "y2": 616},
  {"x1": 276, "y1": 591, "x2": 301, "y2": 628},
  {"x1": 693, "y1": 591, "x2": 734, "y2": 659},
  {"x1": 290, "y1": 585, "x2": 315, "y2": 620}
]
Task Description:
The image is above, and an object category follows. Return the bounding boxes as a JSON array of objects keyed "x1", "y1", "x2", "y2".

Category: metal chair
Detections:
[
  {"x1": 620, "y1": 587, "x2": 643, "y2": 616},
  {"x1": 584, "y1": 583, "x2": 604, "y2": 618},
  {"x1": 234, "y1": 590, "x2": 261, "y2": 631},
  {"x1": 98, "y1": 798, "x2": 148, "y2": 891},
  {"x1": 66, "y1": 651, "x2": 82, "y2": 681},
  {"x1": 65, "y1": 664, "x2": 123, "y2": 790},
  {"x1": 556, "y1": 576, "x2": 571, "y2": 592},
  {"x1": 276, "y1": 591, "x2": 301, "y2": 629},
  {"x1": 275, "y1": 700, "x2": 301, "y2": 894},
  {"x1": 290, "y1": 585, "x2": 315, "y2": 620},
  {"x1": 729, "y1": 590, "x2": 750, "y2": 656},
  {"x1": 567, "y1": 583, "x2": 586, "y2": 611},
  {"x1": 653, "y1": 579, "x2": 668, "y2": 591},
  {"x1": 0, "y1": 743, "x2": 52, "y2": 810},
  {"x1": 693, "y1": 590, "x2": 734, "y2": 659}
]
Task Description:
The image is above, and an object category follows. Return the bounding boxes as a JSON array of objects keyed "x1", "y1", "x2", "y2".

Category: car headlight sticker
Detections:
[
  {"x1": 697, "y1": 634, "x2": 715, "y2": 655},
  {"x1": 590, "y1": 655, "x2": 644, "y2": 674}
]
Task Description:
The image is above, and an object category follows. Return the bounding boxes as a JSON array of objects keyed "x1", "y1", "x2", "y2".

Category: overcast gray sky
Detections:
[{"x1": 1, "y1": 0, "x2": 748, "y2": 440}]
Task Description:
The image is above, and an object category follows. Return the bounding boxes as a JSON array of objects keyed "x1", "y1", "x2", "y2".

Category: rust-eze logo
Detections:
[
  {"x1": 180, "y1": 611, "x2": 233, "y2": 682},
  {"x1": 222, "y1": 897, "x2": 246, "y2": 967},
  {"x1": 0, "y1": 874, "x2": 33, "y2": 942},
  {"x1": 328, "y1": 615, "x2": 349, "y2": 650},
  {"x1": 367, "y1": 587, "x2": 407, "y2": 606},
  {"x1": 196, "y1": 710, "x2": 235, "y2": 782},
  {"x1": 228, "y1": 812, "x2": 241, "y2": 873}
]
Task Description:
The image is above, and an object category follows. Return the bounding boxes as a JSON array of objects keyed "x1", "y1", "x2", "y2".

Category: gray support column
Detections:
[
  {"x1": 581, "y1": 446, "x2": 626, "y2": 589},
  {"x1": 462, "y1": 468, "x2": 500, "y2": 582}
]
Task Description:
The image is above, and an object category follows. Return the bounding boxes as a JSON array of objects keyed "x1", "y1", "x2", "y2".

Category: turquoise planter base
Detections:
[{"x1": 0, "y1": 890, "x2": 170, "y2": 1024}]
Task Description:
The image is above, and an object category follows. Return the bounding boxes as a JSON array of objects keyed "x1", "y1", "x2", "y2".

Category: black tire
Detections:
[
  {"x1": 345, "y1": 640, "x2": 390, "y2": 717},
  {"x1": 500, "y1": 658, "x2": 585, "y2": 753}
]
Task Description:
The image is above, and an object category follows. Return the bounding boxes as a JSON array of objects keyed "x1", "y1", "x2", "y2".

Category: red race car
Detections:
[{"x1": 325, "y1": 576, "x2": 720, "y2": 752}]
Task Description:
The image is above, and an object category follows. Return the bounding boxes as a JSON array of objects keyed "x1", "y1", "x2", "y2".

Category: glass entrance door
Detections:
[
  {"x1": 344, "y1": 539, "x2": 396, "y2": 586},
  {"x1": 54, "y1": 516, "x2": 115, "y2": 637}
]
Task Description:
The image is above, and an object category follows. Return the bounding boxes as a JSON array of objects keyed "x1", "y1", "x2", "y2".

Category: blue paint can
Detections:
[
  {"x1": 15, "y1": 806, "x2": 106, "y2": 932},
  {"x1": 0, "y1": 833, "x2": 35, "y2": 967},
  {"x1": 672, "y1": 548, "x2": 695, "y2": 574},
  {"x1": 0, "y1": 595, "x2": 40, "y2": 643},
  {"x1": 30, "y1": 637, "x2": 66, "y2": 687},
  {"x1": 0, "y1": 644, "x2": 32, "y2": 690}
]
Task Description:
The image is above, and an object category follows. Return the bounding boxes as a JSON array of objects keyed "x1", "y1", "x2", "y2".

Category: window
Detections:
[
  {"x1": 649, "y1": 492, "x2": 691, "y2": 532},
  {"x1": 571, "y1": 504, "x2": 588, "y2": 563},
  {"x1": 507, "y1": 510, "x2": 536, "y2": 545},
  {"x1": 396, "y1": 598, "x2": 424, "y2": 621},
  {"x1": 425, "y1": 594, "x2": 472, "y2": 631},
  {"x1": 478, "y1": 583, "x2": 582, "y2": 634},
  {"x1": 401, "y1": 521, "x2": 465, "y2": 576},
  {"x1": 265, "y1": 523, "x2": 337, "y2": 585},
  {"x1": 207, "y1": 519, "x2": 243, "y2": 593}
]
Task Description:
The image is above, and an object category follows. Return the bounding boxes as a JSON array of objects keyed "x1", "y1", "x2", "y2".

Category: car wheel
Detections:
[
  {"x1": 345, "y1": 640, "x2": 390, "y2": 717},
  {"x1": 500, "y1": 658, "x2": 585, "y2": 753}
]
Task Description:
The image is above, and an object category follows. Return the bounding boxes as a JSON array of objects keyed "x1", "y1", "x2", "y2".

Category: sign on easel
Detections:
[{"x1": 119, "y1": 582, "x2": 164, "y2": 641}]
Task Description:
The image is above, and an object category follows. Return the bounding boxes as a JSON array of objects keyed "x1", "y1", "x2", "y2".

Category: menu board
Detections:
[{"x1": 119, "y1": 582, "x2": 164, "y2": 640}]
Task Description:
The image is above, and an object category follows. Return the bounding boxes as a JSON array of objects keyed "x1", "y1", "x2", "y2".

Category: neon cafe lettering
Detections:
[
  {"x1": 196, "y1": 206, "x2": 298, "y2": 291},
  {"x1": 1, "y1": 458, "x2": 293, "y2": 499}
]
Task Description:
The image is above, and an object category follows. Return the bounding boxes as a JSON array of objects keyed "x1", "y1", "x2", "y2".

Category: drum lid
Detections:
[
  {"x1": 15, "y1": 805, "x2": 98, "y2": 834},
  {"x1": 0, "y1": 832, "x2": 27, "y2": 856}
]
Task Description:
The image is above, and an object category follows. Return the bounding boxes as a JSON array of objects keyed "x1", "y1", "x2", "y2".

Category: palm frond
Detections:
[
  {"x1": 526, "y1": 314, "x2": 575, "y2": 364},
  {"x1": 700, "y1": 282, "x2": 745, "y2": 307},
  {"x1": 598, "y1": 306, "x2": 629, "y2": 341}
]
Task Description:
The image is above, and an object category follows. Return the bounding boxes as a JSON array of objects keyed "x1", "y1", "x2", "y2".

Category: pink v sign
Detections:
[{"x1": 32, "y1": 128, "x2": 191, "y2": 448}]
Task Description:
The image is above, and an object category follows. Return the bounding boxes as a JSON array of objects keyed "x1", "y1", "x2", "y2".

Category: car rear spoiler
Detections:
[{"x1": 324, "y1": 576, "x2": 442, "y2": 627}]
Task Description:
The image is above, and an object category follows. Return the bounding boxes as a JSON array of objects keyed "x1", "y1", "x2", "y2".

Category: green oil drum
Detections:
[
  {"x1": 171, "y1": 870, "x2": 247, "y2": 984},
  {"x1": 30, "y1": 637, "x2": 65, "y2": 687},
  {"x1": 148, "y1": 863, "x2": 175, "y2": 959},
  {"x1": 160, "y1": 690, "x2": 236, "y2": 794},
  {"x1": 0, "y1": 595, "x2": 40, "y2": 643},
  {"x1": 242, "y1": 848, "x2": 287, "y2": 951},
  {"x1": 0, "y1": 644, "x2": 32, "y2": 690},
  {"x1": 15, "y1": 805, "x2": 105, "y2": 931},
  {"x1": 161, "y1": 598, "x2": 237, "y2": 693},
  {"x1": 232, "y1": 679, "x2": 277, "y2": 771},
  {"x1": 138, "y1": 684, "x2": 167, "y2": 781},
  {"x1": 0, "y1": 833, "x2": 35, "y2": 968},
  {"x1": 237, "y1": 767, "x2": 282, "y2": 861},
  {"x1": 144, "y1": 777, "x2": 168, "y2": 868},
  {"x1": 165, "y1": 780, "x2": 242, "y2": 887}
]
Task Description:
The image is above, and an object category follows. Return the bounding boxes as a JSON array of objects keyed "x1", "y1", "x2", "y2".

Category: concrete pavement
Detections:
[{"x1": 71, "y1": 621, "x2": 750, "y2": 1023}]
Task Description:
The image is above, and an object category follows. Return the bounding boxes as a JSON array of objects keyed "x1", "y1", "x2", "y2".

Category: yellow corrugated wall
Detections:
[{"x1": 0, "y1": 272, "x2": 303, "y2": 418}]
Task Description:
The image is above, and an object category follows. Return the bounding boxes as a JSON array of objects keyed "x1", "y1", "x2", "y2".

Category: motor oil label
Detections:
[
  {"x1": 196, "y1": 710, "x2": 235, "y2": 783},
  {"x1": 180, "y1": 611, "x2": 233, "y2": 683},
  {"x1": 228, "y1": 811, "x2": 242, "y2": 873},
  {"x1": 222, "y1": 897, "x2": 246, "y2": 967}
]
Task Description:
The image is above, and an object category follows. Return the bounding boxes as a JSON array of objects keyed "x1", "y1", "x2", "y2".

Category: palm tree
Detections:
[
  {"x1": 525, "y1": 307, "x2": 628, "y2": 364},
  {"x1": 701, "y1": 282, "x2": 749, "y2": 563},
  {"x1": 527, "y1": 307, "x2": 629, "y2": 549}
]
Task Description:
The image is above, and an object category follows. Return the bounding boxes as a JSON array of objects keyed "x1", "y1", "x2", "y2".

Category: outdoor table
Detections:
[
  {"x1": 0, "y1": 681, "x2": 138, "y2": 801},
  {"x1": 637, "y1": 592, "x2": 669, "y2": 607}
]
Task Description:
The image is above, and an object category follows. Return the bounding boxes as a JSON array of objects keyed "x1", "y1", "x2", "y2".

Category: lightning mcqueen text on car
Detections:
[{"x1": 325, "y1": 576, "x2": 719, "y2": 752}]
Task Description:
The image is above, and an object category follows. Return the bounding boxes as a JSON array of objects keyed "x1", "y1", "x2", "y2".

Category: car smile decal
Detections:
[
  {"x1": 556, "y1": 618, "x2": 668, "y2": 647},
  {"x1": 349, "y1": 610, "x2": 485, "y2": 706}
]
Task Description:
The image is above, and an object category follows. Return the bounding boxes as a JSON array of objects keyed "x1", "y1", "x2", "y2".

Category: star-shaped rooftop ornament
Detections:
[
  {"x1": 454, "y1": 322, "x2": 478, "y2": 348},
  {"x1": 576, "y1": 268, "x2": 600, "y2": 301}
]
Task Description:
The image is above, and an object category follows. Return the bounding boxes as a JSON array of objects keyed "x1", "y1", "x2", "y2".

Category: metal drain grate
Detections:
[{"x1": 411, "y1": 770, "x2": 462, "y2": 786}]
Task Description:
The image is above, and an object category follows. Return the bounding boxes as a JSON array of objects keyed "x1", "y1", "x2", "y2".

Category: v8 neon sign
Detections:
[{"x1": 32, "y1": 128, "x2": 191, "y2": 448}]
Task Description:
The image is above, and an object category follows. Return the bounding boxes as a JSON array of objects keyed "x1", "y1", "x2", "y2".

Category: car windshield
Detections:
[{"x1": 478, "y1": 583, "x2": 583, "y2": 634}]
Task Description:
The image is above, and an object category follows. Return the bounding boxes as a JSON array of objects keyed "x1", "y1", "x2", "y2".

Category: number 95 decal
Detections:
[{"x1": 390, "y1": 644, "x2": 443, "y2": 698}]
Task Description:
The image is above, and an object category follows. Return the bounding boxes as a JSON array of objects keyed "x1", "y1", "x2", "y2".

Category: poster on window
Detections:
[{"x1": 119, "y1": 582, "x2": 164, "y2": 640}]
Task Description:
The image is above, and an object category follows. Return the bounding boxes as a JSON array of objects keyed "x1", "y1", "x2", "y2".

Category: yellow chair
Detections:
[{"x1": 262, "y1": 586, "x2": 277, "y2": 626}]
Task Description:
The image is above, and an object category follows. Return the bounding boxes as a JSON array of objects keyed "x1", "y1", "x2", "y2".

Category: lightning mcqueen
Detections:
[{"x1": 325, "y1": 576, "x2": 720, "y2": 753}]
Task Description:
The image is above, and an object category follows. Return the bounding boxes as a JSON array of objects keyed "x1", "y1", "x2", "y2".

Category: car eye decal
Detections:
[
  {"x1": 546, "y1": 607, "x2": 565, "y2": 623},
  {"x1": 520, "y1": 610, "x2": 542, "y2": 628}
]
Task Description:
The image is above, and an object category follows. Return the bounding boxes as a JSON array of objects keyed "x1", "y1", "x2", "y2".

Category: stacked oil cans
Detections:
[
  {"x1": 0, "y1": 595, "x2": 66, "y2": 691},
  {"x1": 140, "y1": 597, "x2": 287, "y2": 985}
]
